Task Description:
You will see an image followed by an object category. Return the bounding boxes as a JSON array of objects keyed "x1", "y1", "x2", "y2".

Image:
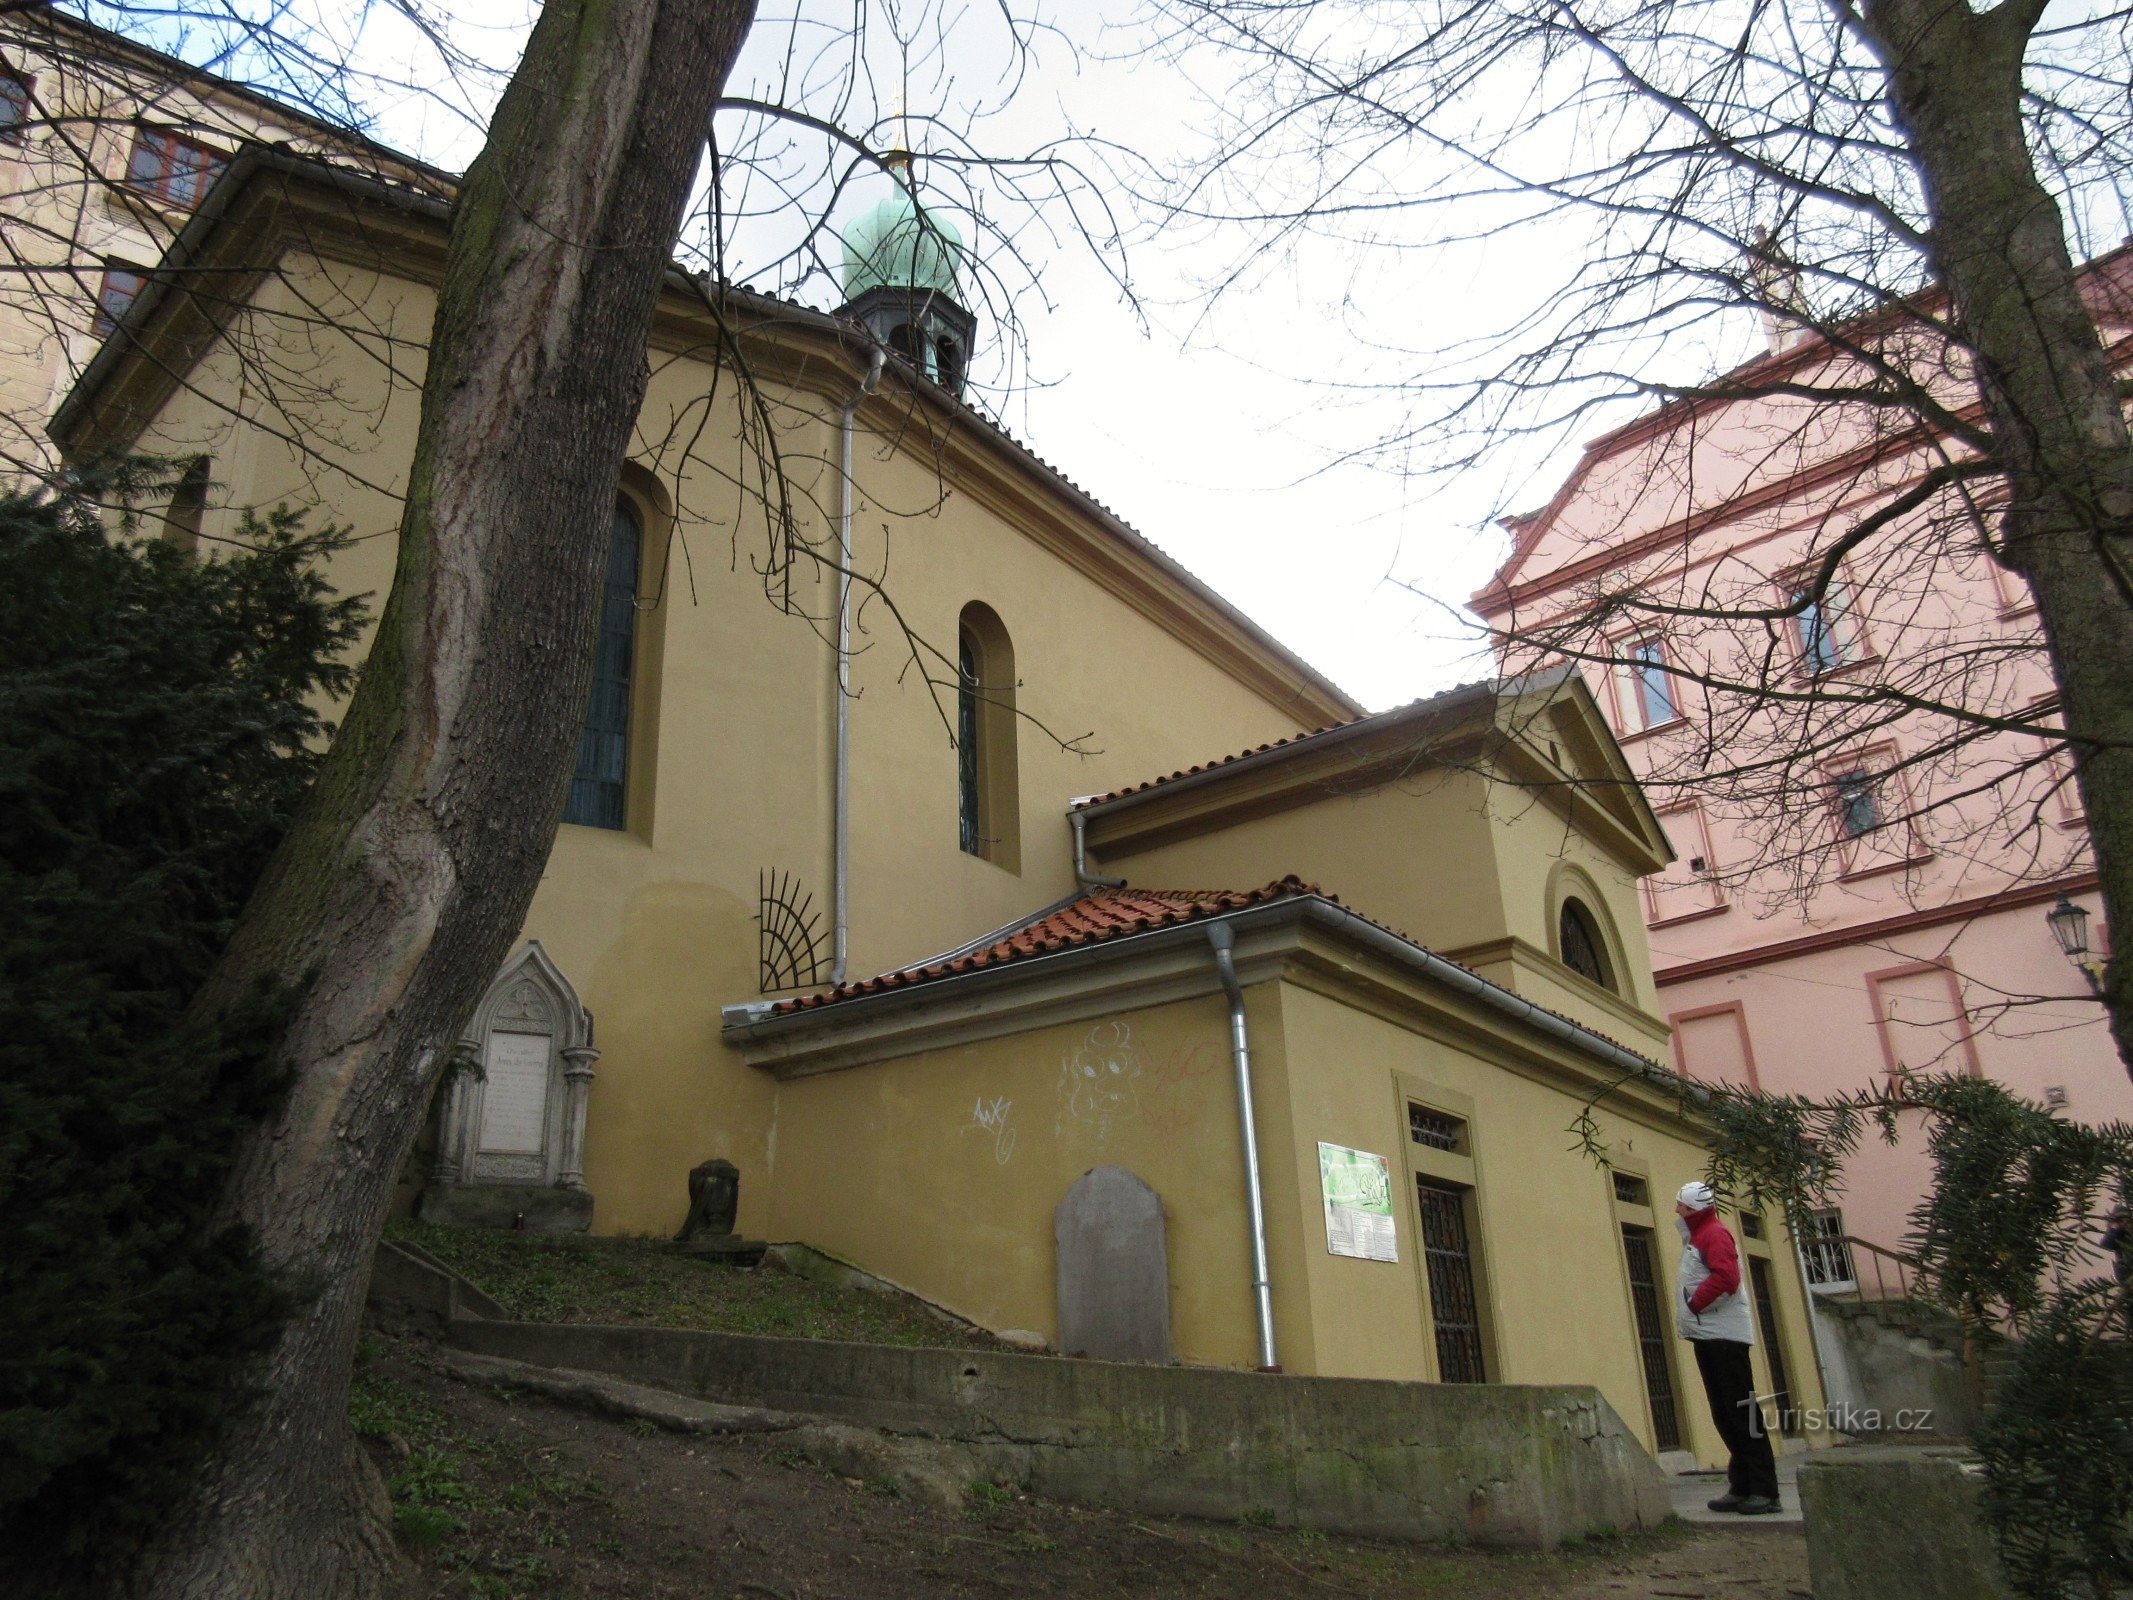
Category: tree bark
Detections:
[
  {"x1": 1860, "y1": 0, "x2": 2133, "y2": 1069},
  {"x1": 124, "y1": 0, "x2": 757, "y2": 1593}
]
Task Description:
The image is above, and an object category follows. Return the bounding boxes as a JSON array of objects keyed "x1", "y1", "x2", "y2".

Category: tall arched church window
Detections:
[
  {"x1": 955, "y1": 602, "x2": 1021, "y2": 872},
  {"x1": 957, "y1": 627, "x2": 982, "y2": 855},
  {"x1": 565, "y1": 501, "x2": 642, "y2": 830},
  {"x1": 1559, "y1": 898, "x2": 1616, "y2": 993}
]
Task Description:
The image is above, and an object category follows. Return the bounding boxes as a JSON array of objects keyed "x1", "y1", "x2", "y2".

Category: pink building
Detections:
[{"x1": 1473, "y1": 253, "x2": 2133, "y2": 1280}]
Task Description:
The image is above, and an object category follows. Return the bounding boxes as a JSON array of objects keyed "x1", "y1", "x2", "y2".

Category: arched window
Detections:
[
  {"x1": 955, "y1": 601, "x2": 1020, "y2": 871},
  {"x1": 564, "y1": 500, "x2": 641, "y2": 830},
  {"x1": 1558, "y1": 898, "x2": 1616, "y2": 992},
  {"x1": 933, "y1": 334, "x2": 965, "y2": 393}
]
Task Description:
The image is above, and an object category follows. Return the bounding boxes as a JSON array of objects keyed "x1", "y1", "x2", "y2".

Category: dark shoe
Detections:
[
  {"x1": 1733, "y1": 1496, "x2": 1782, "y2": 1515},
  {"x1": 1706, "y1": 1493, "x2": 1746, "y2": 1512}
]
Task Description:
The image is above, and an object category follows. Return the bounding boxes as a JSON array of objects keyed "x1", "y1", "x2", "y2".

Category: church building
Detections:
[{"x1": 49, "y1": 143, "x2": 1826, "y2": 1470}]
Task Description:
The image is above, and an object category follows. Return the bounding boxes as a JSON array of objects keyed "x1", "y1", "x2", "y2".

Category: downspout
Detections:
[
  {"x1": 1206, "y1": 921, "x2": 1279, "y2": 1371},
  {"x1": 1069, "y1": 805, "x2": 1126, "y2": 890},
  {"x1": 831, "y1": 345, "x2": 886, "y2": 986}
]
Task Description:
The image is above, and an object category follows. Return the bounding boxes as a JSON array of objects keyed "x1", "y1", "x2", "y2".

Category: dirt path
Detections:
[{"x1": 358, "y1": 1336, "x2": 1811, "y2": 1599}]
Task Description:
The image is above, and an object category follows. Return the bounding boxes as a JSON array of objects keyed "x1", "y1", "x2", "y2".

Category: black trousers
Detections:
[{"x1": 1690, "y1": 1338, "x2": 1780, "y2": 1500}]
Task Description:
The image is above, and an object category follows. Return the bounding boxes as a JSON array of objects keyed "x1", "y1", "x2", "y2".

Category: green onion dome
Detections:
[{"x1": 839, "y1": 184, "x2": 965, "y2": 301}]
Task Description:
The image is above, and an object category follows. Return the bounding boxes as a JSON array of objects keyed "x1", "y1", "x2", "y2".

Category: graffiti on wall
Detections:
[
  {"x1": 1050, "y1": 1022, "x2": 1224, "y2": 1144},
  {"x1": 1140, "y1": 1039, "x2": 1221, "y2": 1137},
  {"x1": 1056, "y1": 1020, "x2": 1141, "y2": 1141},
  {"x1": 966, "y1": 1095, "x2": 1017, "y2": 1164}
]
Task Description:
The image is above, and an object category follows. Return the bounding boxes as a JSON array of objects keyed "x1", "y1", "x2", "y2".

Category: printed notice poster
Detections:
[{"x1": 1318, "y1": 1142, "x2": 1398, "y2": 1262}]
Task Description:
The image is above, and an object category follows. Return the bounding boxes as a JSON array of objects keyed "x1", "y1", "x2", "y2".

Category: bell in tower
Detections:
[{"x1": 834, "y1": 158, "x2": 976, "y2": 397}]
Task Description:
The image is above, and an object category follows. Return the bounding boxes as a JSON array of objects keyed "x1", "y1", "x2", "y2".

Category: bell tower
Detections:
[{"x1": 834, "y1": 157, "x2": 976, "y2": 396}]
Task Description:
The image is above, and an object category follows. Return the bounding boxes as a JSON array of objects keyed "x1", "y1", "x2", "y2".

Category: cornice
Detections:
[
  {"x1": 1476, "y1": 323, "x2": 2133, "y2": 622},
  {"x1": 723, "y1": 896, "x2": 1699, "y2": 1137},
  {"x1": 1438, "y1": 934, "x2": 1672, "y2": 1049},
  {"x1": 1653, "y1": 869, "x2": 2100, "y2": 985}
]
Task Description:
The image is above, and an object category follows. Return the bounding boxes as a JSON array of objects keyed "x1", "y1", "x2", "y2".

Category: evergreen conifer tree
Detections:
[{"x1": 0, "y1": 476, "x2": 364, "y2": 1570}]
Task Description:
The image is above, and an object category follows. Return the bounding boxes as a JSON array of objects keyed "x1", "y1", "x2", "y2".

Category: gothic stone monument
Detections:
[{"x1": 420, "y1": 942, "x2": 599, "y2": 1233}]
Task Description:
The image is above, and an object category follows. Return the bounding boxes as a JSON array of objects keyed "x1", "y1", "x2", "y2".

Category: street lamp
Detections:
[{"x1": 2046, "y1": 894, "x2": 2106, "y2": 999}]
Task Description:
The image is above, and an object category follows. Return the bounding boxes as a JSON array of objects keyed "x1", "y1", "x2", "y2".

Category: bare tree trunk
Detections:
[
  {"x1": 123, "y1": 0, "x2": 756, "y2": 1593},
  {"x1": 1862, "y1": 0, "x2": 2133, "y2": 1069}
]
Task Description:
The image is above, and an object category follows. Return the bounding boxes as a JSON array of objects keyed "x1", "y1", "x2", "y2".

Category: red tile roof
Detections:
[
  {"x1": 770, "y1": 877, "x2": 1329, "y2": 1014},
  {"x1": 1070, "y1": 679, "x2": 1495, "y2": 811},
  {"x1": 755, "y1": 873, "x2": 1664, "y2": 1075}
]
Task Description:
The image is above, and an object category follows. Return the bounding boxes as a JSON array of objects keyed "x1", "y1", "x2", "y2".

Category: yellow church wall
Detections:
[
  {"x1": 107, "y1": 238, "x2": 1330, "y2": 1240},
  {"x1": 1073, "y1": 762, "x2": 1673, "y2": 1062},
  {"x1": 761, "y1": 990, "x2": 1287, "y2": 1370},
  {"x1": 1274, "y1": 981, "x2": 1823, "y2": 1467},
  {"x1": 1087, "y1": 767, "x2": 1514, "y2": 953},
  {"x1": 1446, "y1": 793, "x2": 1674, "y2": 1055},
  {"x1": 754, "y1": 952, "x2": 1823, "y2": 1471}
]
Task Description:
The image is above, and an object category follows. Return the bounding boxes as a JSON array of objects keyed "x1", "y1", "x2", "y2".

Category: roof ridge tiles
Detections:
[{"x1": 768, "y1": 875, "x2": 1330, "y2": 1015}]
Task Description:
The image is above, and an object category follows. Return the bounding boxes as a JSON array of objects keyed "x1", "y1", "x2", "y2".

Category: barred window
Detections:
[{"x1": 1408, "y1": 1104, "x2": 1467, "y2": 1153}]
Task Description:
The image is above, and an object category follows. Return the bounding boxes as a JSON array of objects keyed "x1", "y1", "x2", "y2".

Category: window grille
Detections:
[
  {"x1": 1408, "y1": 1105, "x2": 1466, "y2": 1152},
  {"x1": 1416, "y1": 1180, "x2": 1487, "y2": 1384},
  {"x1": 1621, "y1": 1226, "x2": 1682, "y2": 1449},
  {"x1": 1800, "y1": 1208, "x2": 1857, "y2": 1289},
  {"x1": 1559, "y1": 899, "x2": 1614, "y2": 991},
  {"x1": 1612, "y1": 1172, "x2": 1649, "y2": 1207}
]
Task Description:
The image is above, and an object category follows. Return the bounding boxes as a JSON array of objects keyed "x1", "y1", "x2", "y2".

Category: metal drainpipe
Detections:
[
  {"x1": 1206, "y1": 921, "x2": 1278, "y2": 1371},
  {"x1": 1069, "y1": 806, "x2": 1126, "y2": 890},
  {"x1": 831, "y1": 345, "x2": 886, "y2": 986}
]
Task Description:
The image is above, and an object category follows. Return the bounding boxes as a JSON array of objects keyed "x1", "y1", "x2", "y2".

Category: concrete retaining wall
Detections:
[
  {"x1": 445, "y1": 1319, "x2": 1671, "y2": 1547},
  {"x1": 1800, "y1": 1447, "x2": 2013, "y2": 1600},
  {"x1": 1813, "y1": 1299, "x2": 1979, "y2": 1439}
]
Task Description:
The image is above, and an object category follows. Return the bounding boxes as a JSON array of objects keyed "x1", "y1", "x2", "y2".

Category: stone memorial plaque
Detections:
[
  {"x1": 478, "y1": 1031, "x2": 552, "y2": 1155},
  {"x1": 1055, "y1": 1165, "x2": 1171, "y2": 1363}
]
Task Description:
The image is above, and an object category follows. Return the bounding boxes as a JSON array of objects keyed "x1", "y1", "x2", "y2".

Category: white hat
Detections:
[{"x1": 1677, "y1": 1180, "x2": 1717, "y2": 1212}]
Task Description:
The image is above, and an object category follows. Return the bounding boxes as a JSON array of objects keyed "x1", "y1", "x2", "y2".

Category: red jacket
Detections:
[{"x1": 1683, "y1": 1206, "x2": 1742, "y2": 1312}]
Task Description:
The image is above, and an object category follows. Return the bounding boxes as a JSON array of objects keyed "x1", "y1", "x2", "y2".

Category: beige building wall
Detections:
[
  {"x1": 1082, "y1": 763, "x2": 1672, "y2": 1057},
  {"x1": 760, "y1": 960, "x2": 1825, "y2": 1470},
  {"x1": 99, "y1": 220, "x2": 1346, "y2": 1239}
]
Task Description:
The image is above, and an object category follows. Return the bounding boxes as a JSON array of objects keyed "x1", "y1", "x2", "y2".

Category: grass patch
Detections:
[{"x1": 388, "y1": 1220, "x2": 1004, "y2": 1348}]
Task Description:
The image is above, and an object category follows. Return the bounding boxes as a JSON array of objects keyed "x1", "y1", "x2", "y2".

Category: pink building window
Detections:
[
  {"x1": 0, "y1": 68, "x2": 30, "y2": 143},
  {"x1": 1647, "y1": 801, "x2": 1726, "y2": 925},
  {"x1": 1616, "y1": 635, "x2": 1680, "y2": 733},
  {"x1": 91, "y1": 261, "x2": 147, "y2": 337},
  {"x1": 125, "y1": 126, "x2": 225, "y2": 210},
  {"x1": 1866, "y1": 962, "x2": 1981, "y2": 1079},
  {"x1": 1825, "y1": 748, "x2": 1930, "y2": 879},
  {"x1": 1783, "y1": 571, "x2": 1866, "y2": 677},
  {"x1": 1669, "y1": 1002, "x2": 1760, "y2": 1089}
]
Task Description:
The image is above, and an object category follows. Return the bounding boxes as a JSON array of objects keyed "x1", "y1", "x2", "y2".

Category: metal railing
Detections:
[{"x1": 1805, "y1": 1233, "x2": 1918, "y2": 1302}]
